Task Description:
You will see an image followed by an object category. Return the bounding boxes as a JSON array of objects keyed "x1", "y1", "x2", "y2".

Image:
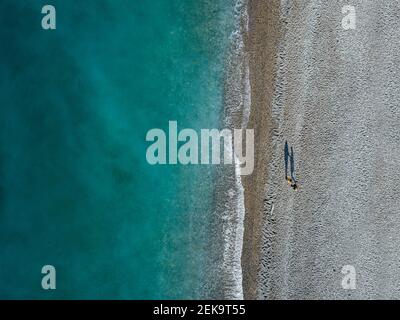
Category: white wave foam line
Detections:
[{"x1": 219, "y1": 0, "x2": 250, "y2": 300}]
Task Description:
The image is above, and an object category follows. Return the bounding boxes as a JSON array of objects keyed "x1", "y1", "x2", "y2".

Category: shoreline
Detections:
[{"x1": 212, "y1": 0, "x2": 251, "y2": 299}]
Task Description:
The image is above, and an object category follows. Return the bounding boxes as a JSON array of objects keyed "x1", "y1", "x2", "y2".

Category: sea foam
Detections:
[{"x1": 216, "y1": 0, "x2": 250, "y2": 299}]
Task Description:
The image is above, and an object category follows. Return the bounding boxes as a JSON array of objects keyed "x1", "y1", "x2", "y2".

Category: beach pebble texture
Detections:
[{"x1": 243, "y1": 0, "x2": 400, "y2": 299}]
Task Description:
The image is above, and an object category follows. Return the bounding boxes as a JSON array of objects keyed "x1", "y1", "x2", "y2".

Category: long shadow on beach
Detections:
[{"x1": 284, "y1": 141, "x2": 297, "y2": 184}]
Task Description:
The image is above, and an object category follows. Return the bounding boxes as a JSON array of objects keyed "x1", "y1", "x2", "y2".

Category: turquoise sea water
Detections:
[{"x1": 0, "y1": 0, "x2": 236, "y2": 298}]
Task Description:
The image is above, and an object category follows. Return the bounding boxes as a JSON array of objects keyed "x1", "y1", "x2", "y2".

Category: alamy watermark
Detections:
[
  {"x1": 146, "y1": 121, "x2": 254, "y2": 175},
  {"x1": 341, "y1": 265, "x2": 356, "y2": 290},
  {"x1": 41, "y1": 265, "x2": 56, "y2": 290},
  {"x1": 41, "y1": 5, "x2": 56, "y2": 30},
  {"x1": 342, "y1": 5, "x2": 356, "y2": 30}
]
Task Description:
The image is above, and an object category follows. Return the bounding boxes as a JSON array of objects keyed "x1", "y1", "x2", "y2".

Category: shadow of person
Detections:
[
  {"x1": 284, "y1": 141, "x2": 289, "y2": 179},
  {"x1": 284, "y1": 142, "x2": 298, "y2": 190}
]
